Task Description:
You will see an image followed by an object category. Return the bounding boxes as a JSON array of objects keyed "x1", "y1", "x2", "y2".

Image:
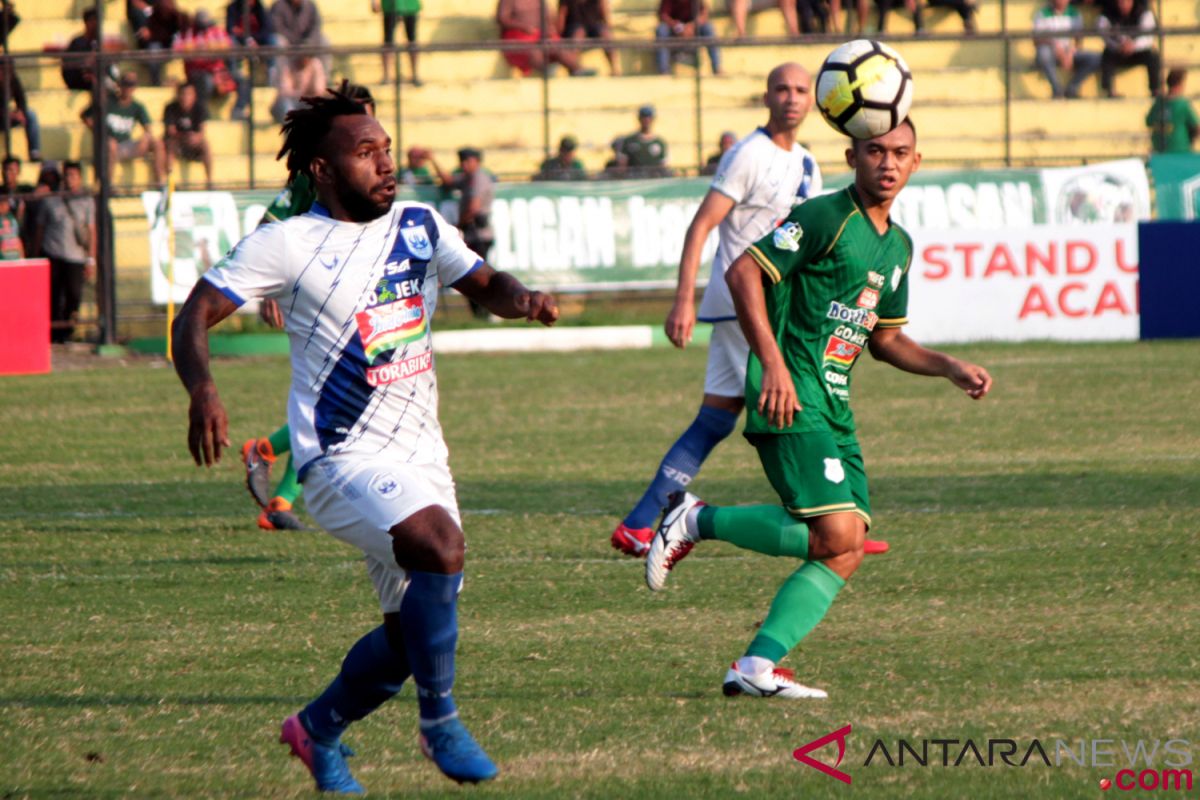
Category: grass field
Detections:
[{"x1": 2, "y1": 339, "x2": 1199, "y2": 799}]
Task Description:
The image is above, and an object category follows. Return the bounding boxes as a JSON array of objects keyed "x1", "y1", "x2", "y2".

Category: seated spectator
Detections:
[
  {"x1": 175, "y1": 9, "x2": 250, "y2": 118},
  {"x1": 535, "y1": 135, "x2": 587, "y2": 181},
  {"x1": 876, "y1": 0, "x2": 922, "y2": 32},
  {"x1": 372, "y1": 0, "x2": 422, "y2": 86},
  {"x1": 23, "y1": 160, "x2": 57, "y2": 256},
  {"x1": 496, "y1": 0, "x2": 595, "y2": 77},
  {"x1": 398, "y1": 146, "x2": 435, "y2": 185},
  {"x1": 226, "y1": 0, "x2": 275, "y2": 48},
  {"x1": 921, "y1": 0, "x2": 977, "y2": 33},
  {"x1": 1098, "y1": 0, "x2": 1160, "y2": 97},
  {"x1": 0, "y1": 61, "x2": 40, "y2": 162},
  {"x1": 143, "y1": 0, "x2": 192, "y2": 85},
  {"x1": 600, "y1": 135, "x2": 627, "y2": 179},
  {"x1": 1147, "y1": 68, "x2": 1199, "y2": 153},
  {"x1": 271, "y1": 0, "x2": 331, "y2": 74},
  {"x1": 269, "y1": 46, "x2": 326, "y2": 124},
  {"x1": 620, "y1": 105, "x2": 670, "y2": 178},
  {"x1": 726, "y1": 0, "x2": 799, "y2": 37},
  {"x1": 701, "y1": 130, "x2": 735, "y2": 175},
  {"x1": 62, "y1": 7, "x2": 100, "y2": 91},
  {"x1": 1034, "y1": 0, "x2": 1100, "y2": 98},
  {"x1": 32, "y1": 161, "x2": 95, "y2": 343},
  {"x1": 82, "y1": 73, "x2": 166, "y2": 185},
  {"x1": 0, "y1": 195, "x2": 23, "y2": 260},
  {"x1": 163, "y1": 82, "x2": 213, "y2": 189},
  {"x1": 2, "y1": 155, "x2": 31, "y2": 224},
  {"x1": 656, "y1": 0, "x2": 720, "y2": 76},
  {"x1": 430, "y1": 147, "x2": 496, "y2": 318},
  {"x1": 557, "y1": 0, "x2": 619, "y2": 76}
]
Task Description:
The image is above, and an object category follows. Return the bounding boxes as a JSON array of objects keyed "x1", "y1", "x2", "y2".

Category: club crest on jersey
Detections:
[
  {"x1": 773, "y1": 222, "x2": 803, "y2": 252},
  {"x1": 401, "y1": 225, "x2": 433, "y2": 260},
  {"x1": 857, "y1": 287, "x2": 880, "y2": 310},
  {"x1": 867, "y1": 271, "x2": 886, "y2": 289},
  {"x1": 824, "y1": 458, "x2": 845, "y2": 484},
  {"x1": 368, "y1": 472, "x2": 402, "y2": 499},
  {"x1": 356, "y1": 296, "x2": 427, "y2": 362},
  {"x1": 891, "y1": 265, "x2": 903, "y2": 290},
  {"x1": 824, "y1": 335, "x2": 862, "y2": 369}
]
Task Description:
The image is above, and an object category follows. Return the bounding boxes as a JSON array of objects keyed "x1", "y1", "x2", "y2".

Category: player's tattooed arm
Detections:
[
  {"x1": 452, "y1": 264, "x2": 559, "y2": 325},
  {"x1": 727, "y1": 253, "x2": 801, "y2": 429},
  {"x1": 172, "y1": 280, "x2": 240, "y2": 466},
  {"x1": 868, "y1": 327, "x2": 993, "y2": 400}
]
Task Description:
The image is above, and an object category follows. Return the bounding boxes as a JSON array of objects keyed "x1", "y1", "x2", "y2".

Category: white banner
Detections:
[{"x1": 905, "y1": 224, "x2": 1139, "y2": 344}]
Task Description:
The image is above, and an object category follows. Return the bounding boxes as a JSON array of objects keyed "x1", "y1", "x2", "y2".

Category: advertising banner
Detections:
[{"x1": 1147, "y1": 154, "x2": 1200, "y2": 221}]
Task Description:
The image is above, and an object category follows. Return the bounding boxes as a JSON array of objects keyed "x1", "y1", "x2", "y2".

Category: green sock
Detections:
[
  {"x1": 697, "y1": 505, "x2": 809, "y2": 559},
  {"x1": 274, "y1": 453, "x2": 301, "y2": 504},
  {"x1": 746, "y1": 561, "x2": 845, "y2": 663},
  {"x1": 267, "y1": 423, "x2": 291, "y2": 456}
]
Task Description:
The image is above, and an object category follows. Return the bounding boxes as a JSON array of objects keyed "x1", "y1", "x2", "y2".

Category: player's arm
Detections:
[
  {"x1": 867, "y1": 327, "x2": 992, "y2": 399},
  {"x1": 172, "y1": 280, "x2": 241, "y2": 466},
  {"x1": 453, "y1": 263, "x2": 559, "y2": 325},
  {"x1": 727, "y1": 252, "x2": 800, "y2": 429},
  {"x1": 665, "y1": 188, "x2": 735, "y2": 348}
]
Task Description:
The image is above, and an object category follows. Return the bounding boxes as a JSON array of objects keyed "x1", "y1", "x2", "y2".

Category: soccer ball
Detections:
[{"x1": 815, "y1": 40, "x2": 914, "y2": 140}]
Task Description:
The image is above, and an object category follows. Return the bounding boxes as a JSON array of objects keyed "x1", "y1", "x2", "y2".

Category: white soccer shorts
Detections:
[
  {"x1": 303, "y1": 455, "x2": 462, "y2": 613},
  {"x1": 703, "y1": 319, "x2": 750, "y2": 398}
]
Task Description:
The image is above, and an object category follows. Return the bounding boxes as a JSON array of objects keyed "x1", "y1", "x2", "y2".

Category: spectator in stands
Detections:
[
  {"x1": 372, "y1": 0, "x2": 422, "y2": 86},
  {"x1": 875, "y1": 0, "x2": 922, "y2": 32},
  {"x1": 557, "y1": 0, "x2": 619, "y2": 76},
  {"x1": 163, "y1": 81, "x2": 214, "y2": 189},
  {"x1": 62, "y1": 7, "x2": 100, "y2": 91},
  {"x1": 619, "y1": 105, "x2": 669, "y2": 177},
  {"x1": 1034, "y1": 0, "x2": 1100, "y2": 98},
  {"x1": 655, "y1": 0, "x2": 721, "y2": 76},
  {"x1": 175, "y1": 9, "x2": 251, "y2": 119},
  {"x1": 1146, "y1": 68, "x2": 1199, "y2": 153},
  {"x1": 33, "y1": 161, "x2": 95, "y2": 344},
  {"x1": 3, "y1": 155, "x2": 31, "y2": 221},
  {"x1": 600, "y1": 135, "x2": 627, "y2": 179},
  {"x1": 142, "y1": 0, "x2": 192, "y2": 85},
  {"x1": 701, "y1": 130, "x2": 735, "y2": 175},
  {"x1": 269, "y1": 41, "x2": 326, "y2": 123},
  {"x1": 1099, "y1": 0, "x2": 1160, "y2": 97},
  {"x1": 0, "y1": 61, "x2": 40, "y2": 162},
  {"x1": 727, "y1": 0, "x2": 798, "y2": 37},
  {"x1": 22, "y1": 160, "x2": 56, "y2": 256},
  {"x1": 270, "y1": 0, "x2": 329, "y2": 70},
  {"x1": 0, "y1": 194, "x2": 23, "y2": 260},
  {"x1": 82, "y1": 73, "x2": 166, "y2": 185},
  {"x1": 270, "y1": 0, "x2": 329, "y2": 114},
  {"x1": 226, "y1": 0, "x2": 275, "y2": 48},
  {"x1": 399, "y1": 146, "x2": 435, "y2": 185},
  {"x1": 431, "y1": 147, "x2": 496, "y2": 318},
  {"x1": 496, "y1": 0, "x2": 594, "y2": 77},
  {"x1": 535, "y1": 135, "x2": 587, "y2": 180},
  {"x1": 924, "y1": 0, "x2": 977, "y2": 32}
]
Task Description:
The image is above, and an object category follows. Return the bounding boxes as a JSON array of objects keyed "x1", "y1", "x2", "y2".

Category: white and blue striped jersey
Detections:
[
  {"x1": 698, "y1": 127, "x2": 822, "y2": 322},
  {"x1": 202, "y1": 201, "x2": 482, "y2": 477}
]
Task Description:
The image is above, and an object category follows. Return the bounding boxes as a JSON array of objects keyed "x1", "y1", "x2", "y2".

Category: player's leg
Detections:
[
  {"x1": 259, "y1": 454, "x2": 305, "y2": 531},
  {"x1": 242, "y1": 422, "x2": 291, "y2": 509},
  {"x1": 611, "y1": 321, "x2": 744, "y2": 556}
]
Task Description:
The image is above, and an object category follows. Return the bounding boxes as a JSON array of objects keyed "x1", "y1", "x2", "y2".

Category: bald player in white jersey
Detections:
[
  {"x1": 172, "y1": 88, "x2": 558, "y2": 794},
  {"x1": 609, "y1": 62, "x2": 890, "y2": 558}
]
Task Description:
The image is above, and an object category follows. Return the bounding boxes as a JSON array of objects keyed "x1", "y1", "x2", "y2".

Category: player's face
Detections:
[
  {"x1": 846, "y1": 122, "x2": 921, "y2": 205},
  {"x1": 764, "y1": 64, "x2": 813, "y2": 130},
  {"x1": 316, "y1": 115, "x2": 397, "y2": 222}
]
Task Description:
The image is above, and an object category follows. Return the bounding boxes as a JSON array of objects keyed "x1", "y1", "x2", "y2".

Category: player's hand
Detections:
[
  {"x1": 948, "y1": 360, "x2": 992, "y2": 400},
  {"x1": 518, "y1": 290, "x2": 559, "y2": 326},
  {"x1": 187, "y1": 382, "x2": 230, "y2": 467},
  {"x1": 664, "y1": 298, "x2": 695, "y2": 348},
  {"x1": 259, "y1": 298, "x2": 284, "y2": 329},
  {"x1": 758, "y1": 362, "x2": 801, "y2": 429}
]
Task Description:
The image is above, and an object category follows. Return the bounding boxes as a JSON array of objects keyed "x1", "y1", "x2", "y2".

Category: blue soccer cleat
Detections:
[
  {"x1": 419, "y1": 717, "x2": 499, "y2": 784},
  {"x1": 279, "y1": 714, "x2": 365, "y2": 794}
]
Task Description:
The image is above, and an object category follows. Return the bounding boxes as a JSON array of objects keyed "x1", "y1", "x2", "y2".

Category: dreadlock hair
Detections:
[{"x1": 276, "y1": 83, "x2": 371, "y2": 182}]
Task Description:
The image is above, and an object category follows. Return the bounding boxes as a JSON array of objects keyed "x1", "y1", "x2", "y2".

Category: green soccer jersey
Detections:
[
  {"x1": 261, "y1": 172, "x2": 316, "y2": 225},
  {"x1": 744, "y1": 185, "x2": 913, "y2": 443}
]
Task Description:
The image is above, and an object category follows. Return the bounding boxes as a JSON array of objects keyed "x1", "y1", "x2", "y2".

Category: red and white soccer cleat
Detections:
[
  {"x1": 722, "y1": 661, "x2": 827, "y2": 699},
  {"x1": 645, "y1": 491, "x2": 704, "y2": 591},
  {"x1": 611, "y1": 523, "x2": 655, "y2": 557}
]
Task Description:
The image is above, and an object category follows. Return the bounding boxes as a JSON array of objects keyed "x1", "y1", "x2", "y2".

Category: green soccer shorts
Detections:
[{"x1": 748, "y1": 431, "x2": 872, "y2": 527}]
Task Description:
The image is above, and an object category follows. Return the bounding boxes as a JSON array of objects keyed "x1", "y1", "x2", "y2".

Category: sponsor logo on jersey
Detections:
[
  {"x1": 833, "y1": 324, "x2": 867, "y2": 346},
  {"x1": 857, "y1": 287, "x2": 880, "y2": 310},
  {"x1": 824, "y1": 458, "x2": 845, "y2": 484},
  {"x1": 826, "y1": 301, "x2": 879, "y2": 330},
  {"x1": 401, "y1": 225, "x2": 434, "y2": 260},
  {"x1": 891, "y1": 265, "x2": 903, "y2": 291},
  {"x1": 368, "y1": 472, "x2": 402, "y2": 499},
  {"x1": 373, "y1": 275, "x2": 422, "y2": 305},
  {"x1": 824, "y1": 370, "x2": 848, "y2": 386},
  {"x1": 357, "y1": 297, "x2": 427, "y2": 362},
  {"x1": 824, "y1": 335, "x2": 862, "y2": 369},
  {"x1": 773, "y1": 221, "x2": 803, "y2": 252},
  {"x1": 867, "y1": 271, "x2": 885, "y2": 288},
  {"x1": 366, "y1": 350, "x2": 433, "y2": 387}
]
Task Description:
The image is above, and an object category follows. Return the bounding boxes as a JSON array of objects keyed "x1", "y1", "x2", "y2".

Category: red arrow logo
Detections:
[{"x1": 793, "y1": 724, "x2": 852, "y2": 784}]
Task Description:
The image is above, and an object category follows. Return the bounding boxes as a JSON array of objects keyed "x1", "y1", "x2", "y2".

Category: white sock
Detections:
[
  {"x1": 685, "y1": 506, "x2": 703, "y2": 538},
  {"x1": 737, "y1": 656, "x2": 775, "y2": 676}
]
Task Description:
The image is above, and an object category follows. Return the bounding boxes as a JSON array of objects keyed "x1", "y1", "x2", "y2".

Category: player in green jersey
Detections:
[
  {"x1": 240, "y1": 83, "x2": 374, "y2": 532},
  {"x1": 645, "y1": 119, "x2": 992, "y2": 699}
]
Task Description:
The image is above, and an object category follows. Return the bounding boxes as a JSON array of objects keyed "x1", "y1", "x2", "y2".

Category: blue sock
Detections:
[
  {"x1": 624, "y1": 405, "x2": 739, "y2": 530},
  {"x1": 398, "y1": 571, "x2": 462, "y2": 726},
  {"x1": 301, "y1": 625, "x2": 411, "y2": 745}
]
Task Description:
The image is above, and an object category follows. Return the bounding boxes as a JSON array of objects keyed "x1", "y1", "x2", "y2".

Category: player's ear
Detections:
[
  {"x1": 310, "y1": 155, "x2": 333, "y2": 187},
  {"x1": 911, "y1": 149, "x2": 922, "y2": 173},
  {"x1": 845, "y1": 144, "x2": 856, "y2": 170}
]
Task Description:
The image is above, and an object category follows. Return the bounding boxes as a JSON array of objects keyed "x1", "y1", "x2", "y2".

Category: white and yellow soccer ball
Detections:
[{"x1": 815, "y1": 39, "x2": 914, "y2": 140}]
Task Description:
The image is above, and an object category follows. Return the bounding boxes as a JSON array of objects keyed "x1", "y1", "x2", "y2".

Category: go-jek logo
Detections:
[{"x1": 794, "y1": 724, "x2": 853, "y2": 784}]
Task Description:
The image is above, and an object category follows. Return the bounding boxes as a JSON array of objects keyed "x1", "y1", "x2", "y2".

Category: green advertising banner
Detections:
[
  {"x1": 1148, "y1": 154, "x2": 1200, "y2": 220},
  {"x1": 144, "y1": 159, "x2": 1152, "y2": 304}
]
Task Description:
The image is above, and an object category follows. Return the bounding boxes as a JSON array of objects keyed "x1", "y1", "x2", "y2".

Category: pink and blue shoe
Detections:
[{"x1": 279, "y1": 714, "x2": 364, "y2": 794}]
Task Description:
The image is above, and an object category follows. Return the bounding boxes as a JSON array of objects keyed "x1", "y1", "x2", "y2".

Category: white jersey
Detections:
[
  {"x1": 202, "y1": 201, "x2": 482, "y2": 478},
  {"x1": 697, "y1": 128, "x2": 822, "y2": 321}
]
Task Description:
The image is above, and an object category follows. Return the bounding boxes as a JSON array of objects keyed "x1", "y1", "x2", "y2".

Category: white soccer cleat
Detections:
[
  {"x1": 645, "y1": 491, "x2": 703, "y2": 592},
  {"x1": 722, "y1": 662, "x2": 828, "y2": 699}
]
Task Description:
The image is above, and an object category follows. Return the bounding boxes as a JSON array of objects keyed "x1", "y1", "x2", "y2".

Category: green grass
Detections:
[{"x1": 2, "y1": 340, "x2": 1198, "y2": 799}]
